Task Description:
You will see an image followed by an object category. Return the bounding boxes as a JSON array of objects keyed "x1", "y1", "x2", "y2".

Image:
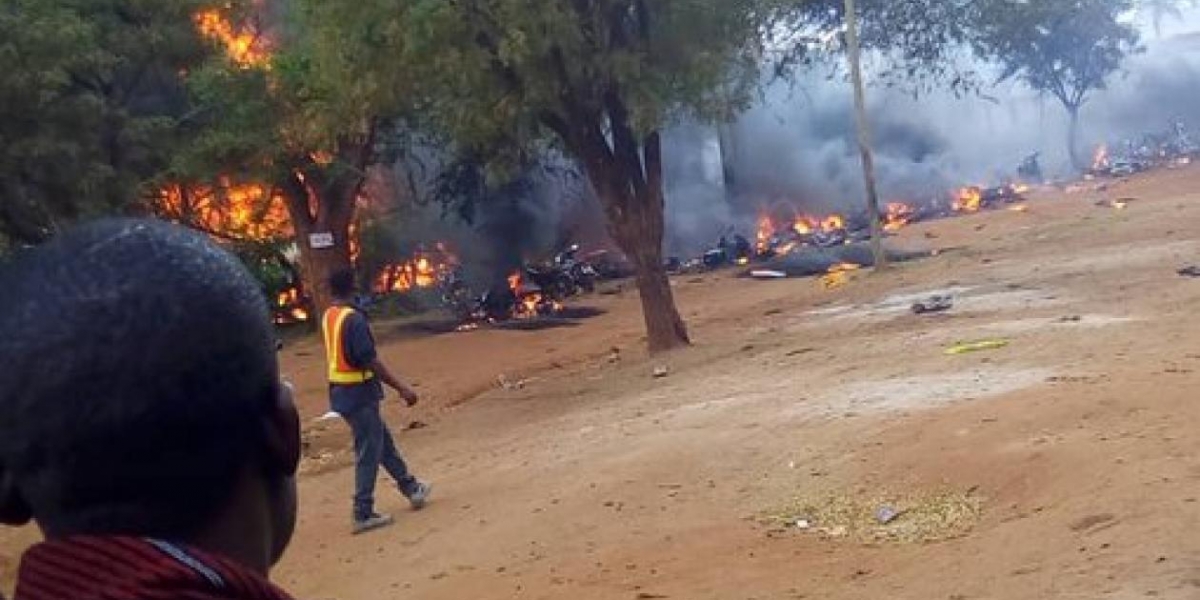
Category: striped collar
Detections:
[{"x1": 14, "y1": 536, "x2": 294, "y2": 600}]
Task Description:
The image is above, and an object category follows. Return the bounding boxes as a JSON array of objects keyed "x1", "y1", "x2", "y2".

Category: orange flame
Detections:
[
  {"x1": 821, "y1": 214, "x2": 846, "y2": 232},
  {"x1": 158, "y1": 181, "x2": 293, "y2": 242},
  {"x1": 374, "y1": 244, "x2": 458, "y2": 293},
  {"x1": 953, "y1": 187, "x2": 983, "y2": 213},
  {"x1": 755, "y1": 216, "x2": 775, "y2": 254},
  {"x1": 194, "y1": 9, "x2": 269, "y2": 69},
  {"x1": 883, "y1": 202, "x2": 915, "y2": 232},
  {"x1": 274, "y1": 287, "x2": 309, "y2": 324},
  {"x1": 792, "y1": 216, "x2": 815, "y2": 235}
]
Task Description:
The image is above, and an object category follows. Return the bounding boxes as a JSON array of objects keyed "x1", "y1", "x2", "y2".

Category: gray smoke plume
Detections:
[{"x1": 660, "y1": 10, "x2": 1200, "y2": 255}]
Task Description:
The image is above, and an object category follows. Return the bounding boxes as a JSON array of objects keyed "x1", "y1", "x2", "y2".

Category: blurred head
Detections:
[
  {"x1": 0, "y1": 219, "x2": 300, "y2": 568},
  {"x1": 329, "y1": 269, "x2": 356, "y2": 300}
]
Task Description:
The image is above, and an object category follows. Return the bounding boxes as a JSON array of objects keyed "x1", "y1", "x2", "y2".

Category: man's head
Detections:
[
  {"x1": 329, "y1": 269, "x2": 356, "y2": 301},
  {"x1": 0, "y1": 219, "x2": 300, "y2": 569}
]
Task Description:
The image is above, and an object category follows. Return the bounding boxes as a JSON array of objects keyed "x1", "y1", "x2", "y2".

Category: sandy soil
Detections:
[{"x1": 5, "y1": 164, "x2": 1200, "y2": 599}]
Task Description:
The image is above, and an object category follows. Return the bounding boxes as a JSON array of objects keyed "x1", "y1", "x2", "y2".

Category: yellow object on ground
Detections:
[{"x1": 944, "y1": 339, "x2": 1010, "y2": 355}]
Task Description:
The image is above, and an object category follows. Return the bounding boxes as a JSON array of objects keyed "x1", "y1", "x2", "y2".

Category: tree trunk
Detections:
[
  {"x1": 292, "y1": 223, "x2": 352, "y2": 314},
  {"x1": 843, "y1": 0, "x2": 887, "y2": 270},
  {"x1": 585, "y1": 129, "x2": 690, "y2": 353},
  {"x1": 1067, "y1": 105, "x2": 1083, "y2": 172},
  {"x1": 280, "y1": 168, "x2": 357, "y2": 319},
  {"x1": 611, "y1": 206, "x2": 690, "y2": 353},
  {"x1": 717, "y1": 122, "x2": 738, "y2": 200}
]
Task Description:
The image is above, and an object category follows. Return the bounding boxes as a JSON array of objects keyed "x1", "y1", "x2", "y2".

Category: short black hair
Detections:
[
  {"x1": 329, "y1": 269, "x2": 356, "y2": 299},
  {"x1": 0, "y1": 219, "x2": 279, "y2": 539}
]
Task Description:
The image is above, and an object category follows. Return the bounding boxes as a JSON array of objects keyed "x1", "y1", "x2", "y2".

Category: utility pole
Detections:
[{"x1": 843, "y1": 0, "x2": 887, "y2": 269}]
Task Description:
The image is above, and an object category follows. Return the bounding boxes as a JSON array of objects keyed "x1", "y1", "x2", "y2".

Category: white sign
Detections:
[{"x1": 308, "y1": 232, "x2": 335, "y2": 249}]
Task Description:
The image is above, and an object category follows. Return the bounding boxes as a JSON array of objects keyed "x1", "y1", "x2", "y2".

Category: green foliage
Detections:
[
  {"x1": 0, "y1": 0, "x2": 220, "y2": 244},
  {"x1": 772, "y1": 0, "x2": 980, "y2": 92},
  {"x1": 971, "y1": 0, "x2": 1142, "y2": 111},
  {"x1": 296, "y1": 0, "x2": 775, "y2": 164}
]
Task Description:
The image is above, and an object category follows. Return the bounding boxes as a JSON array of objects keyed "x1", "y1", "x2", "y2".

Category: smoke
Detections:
[
  {"x1": 660, "y1": 9, "x2": 1200, "y2": 254},
  {"x1": 371, "y1": 153, "x2": 601, "y2": 289},
  {"x1": 373, "y1": 10, "x2": 1200, "y2": 264}
]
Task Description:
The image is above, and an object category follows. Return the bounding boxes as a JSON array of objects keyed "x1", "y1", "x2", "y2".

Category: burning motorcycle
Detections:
[{"x1": 524, "y1": 244, "x2": 598, "y2": 299}]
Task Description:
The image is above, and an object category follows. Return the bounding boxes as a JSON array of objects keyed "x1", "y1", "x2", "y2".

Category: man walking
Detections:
[{"x1": 322, "y1": 270, "x2": 430, "y2": 535}]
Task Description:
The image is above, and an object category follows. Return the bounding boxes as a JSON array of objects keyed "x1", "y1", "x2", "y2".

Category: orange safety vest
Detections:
[{"x1": 322, "y1": 305, "x2": 375, "y2": 384}]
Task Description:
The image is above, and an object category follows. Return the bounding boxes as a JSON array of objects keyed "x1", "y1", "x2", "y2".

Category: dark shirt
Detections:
[
  {"x1": 329, "y1": 308, "x2": 384, "y2": 416},
  {"x1": 14, "y1": 536, "x2": 294, "y2": 600}
]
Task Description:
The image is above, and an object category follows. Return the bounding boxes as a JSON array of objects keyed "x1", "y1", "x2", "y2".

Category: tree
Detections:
[
  {"x1": 971, "y1": 0, "x2": 1141, "y2": 171},
  {"x1": 842, "y1": 0, "x2": 886, "y2": 270},
  {"x1": 1140, "y1": 0, "x2": 1196, "y2": 38},
  {"x1": 298, "y1": 0, "x2": 783, "y2": 352},
  {"x1": 0, "y1": 0, "x2": 217, "y2": 245},
  {"x1": 173, "y1": 7, "x2": 388, "y2": 314}
]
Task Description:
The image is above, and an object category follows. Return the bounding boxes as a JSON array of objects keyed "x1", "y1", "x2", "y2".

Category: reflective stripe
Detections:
[
  {"x1": 322, "y1": 306, "x2": 374, "y2": 384},
  {"x1": 145, "y1": 539, "x2": 225, "y2": 589}
]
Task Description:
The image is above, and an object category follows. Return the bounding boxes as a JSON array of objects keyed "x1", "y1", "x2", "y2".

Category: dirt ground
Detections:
[{"x1": 5, "y1": 165, "x2": 1200, "y2": 599}]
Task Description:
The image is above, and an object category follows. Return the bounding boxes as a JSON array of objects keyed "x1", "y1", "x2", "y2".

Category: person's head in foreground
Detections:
[{"x1": 0, "y1": 219, "x2": 301, "y2": 600}]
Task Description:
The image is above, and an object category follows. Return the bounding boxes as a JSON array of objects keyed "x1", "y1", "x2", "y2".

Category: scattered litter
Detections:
[
  {"x1": 1177, "y1": 266, "x2": 1200, "y2": 278},
  {"x1": 316, "y1": 411, "x2": 342, "y2": 422},
  {"x1": 498, "y1": 374, "x2": 531, "y2": 390},
  {"x1": 875, "y1": 505, "x2": 902, "y2": 525},
  {"x1": 751, "y1": 270, "x2": 788, "y2": 280},
  {"x1": 1095, "y1": 198, "x2": 1134, "y2": 210},
  {"x1": 824, "y1": 525, "x2": 849, "y2": 538},
  {"x1": 911, "y1": 295, "x2": 954, "y2": 315},
  {"x1": 652, "y1": 365, "x2": 670, "y2": 379},
  {"x1": 945, "y1": 339, "x2": 1010, "y2": 356},
  {"x1": 607, "y1": 347, "x2": 622, "y2": 363},
  {"x1": 1057, "y1": 315, "x2": 1083, "y2": 323},
  {"x1": 821, "y1": 263, "x2": 862, "y2": 289},
  {"x1": 764, "y1": 488, "x2": 983, "y2": 544},
  {"x1": 405, "y1": 421, "x2": 429, "y2": 431}
]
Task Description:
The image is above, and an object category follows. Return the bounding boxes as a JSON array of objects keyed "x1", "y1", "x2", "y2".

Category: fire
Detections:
[
  {"x1": 194, "y1": 9, "x2": 269, "y2": 68},
  {"x1": 506, "y1": 270, "x2": 563, "y2": 320},
  {"x1": 821, "y1": 214, "x2": 846, "y2": 232},
  {"x1": 1092, "y1": 144, "x2": 1111, "y2": 173},
  {"x1": 158, "y1": 181, "x2": 292, "y2": 242},
  {"x1": 756, "y1": 216, "x2": 775, "y2": 254},
  {"x1": 792, "y1": 213, "x2": 844, "y2": 235},
  {"x1": 274, "y1": 287, "x2": 309, "y2": 324},
  {"x1": 374, "y1": 244, "x2": 458, "y2": 293},
  {"x1": 883, "y1": 202, "x2": 915, "y2": 232},
  {"x1": 953, "y1": 187, "x2": 983, "y2": 213}
]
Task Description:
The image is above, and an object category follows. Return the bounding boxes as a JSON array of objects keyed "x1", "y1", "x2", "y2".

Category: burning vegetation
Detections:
[
  {"x1": 373, "y1": 244, "x2": 459, "y2": 294},
  {"x1": 193, "y1": 8, "x2": 269, "y2": 69}
]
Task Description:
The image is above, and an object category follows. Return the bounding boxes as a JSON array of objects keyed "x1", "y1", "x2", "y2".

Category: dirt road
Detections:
[{"x1": 5, "y1": 165, "x2": 1200, "y2": 598}]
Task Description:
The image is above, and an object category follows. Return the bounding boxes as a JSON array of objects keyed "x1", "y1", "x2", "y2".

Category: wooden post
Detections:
[{"x1": 843, "y1": 0, "x2": 887, "y2": 269}]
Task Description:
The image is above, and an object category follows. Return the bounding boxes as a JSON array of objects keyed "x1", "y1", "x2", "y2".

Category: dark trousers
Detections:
[{"x1": 343, "y1": 402, "x2": 418, "y2": 520}]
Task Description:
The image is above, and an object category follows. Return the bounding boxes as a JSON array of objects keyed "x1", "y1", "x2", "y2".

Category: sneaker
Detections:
[
  {"x1": 408, "y1": 482, "x2": 432, "y2": 510},
  {"x1": 352, "y1": 513, "x2": 394, "y2": 535}
]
